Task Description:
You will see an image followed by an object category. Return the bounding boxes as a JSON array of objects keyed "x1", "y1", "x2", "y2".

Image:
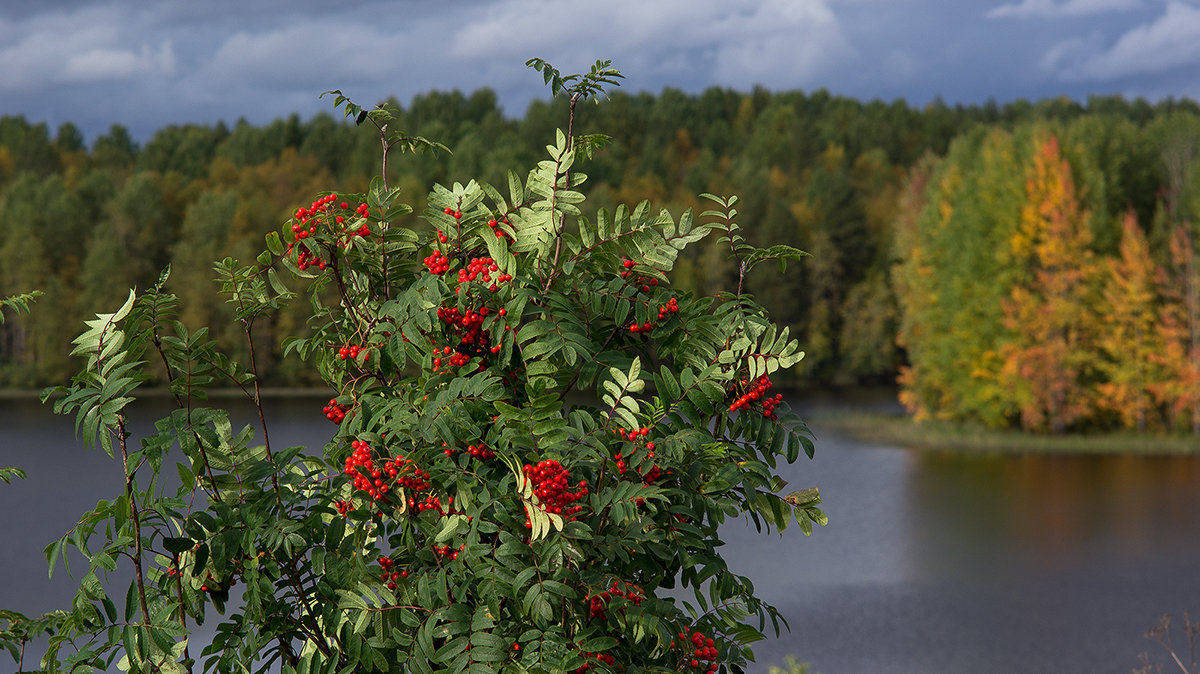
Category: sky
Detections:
[{"x1": 1, "y1": 0, "x2": 1198, "y2": 142}]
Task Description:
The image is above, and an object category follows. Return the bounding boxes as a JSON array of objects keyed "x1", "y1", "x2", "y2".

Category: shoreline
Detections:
[
  {"x1": 6, "y1": 385, "x2": 1197, "y2": 455},
  {"x1": 805, "y1": 409, "x2": 1200, "y2": 455}
]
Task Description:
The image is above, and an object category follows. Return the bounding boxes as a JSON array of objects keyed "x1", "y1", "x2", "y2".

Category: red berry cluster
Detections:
[
  {"x1": 413, "y1": 494, "x2": 445, "y2": 514},
  {"x1": 728, "y1": 375, "x2": 782, "y2": 419},
  {"x1": 443, "y1": 207, "x2": 463, "y2": 219},
  {"x1": 572, "y1": 650, "x2": 617, "y2": 674},
  {"x1": 456, "y1": 256, "x2": 513, "y2": 291},
  {"x1": 335, "y1": 498, "x2": 353, "y2": 517},
  {"x1": 585, "y1": 580, "x2": 645, "y2": 620},
  {"x1": 431, "y1": 542, "x2": 464, "y2": 561},
  {"x1": 620, "y1": 257, "x2": 661, "y2": 293},
  {"x1": 611, "y1": 428, "x2": 662, "y2": 483},
  {"x1": 296, "y1": 246, "x2": 326, "y2": 271},
  {"x1": 343, "y1": 440, "x2": 432, "y2": 503},
  {"x1": 336, "y1": 343, "x2": 369, "y2": 361},
  {"x1": 424, "y1": 249, "x2": 451, "y2": 275},
  {"x1": 431, "y1": 304, "x2": 503, "y2": 372},
  {"x1": 345, "y1": 440, "x2": 390, "y2": 501},
  {"x1": 323, "y1": 398, "x2": 348, "y2": 424},
  {"x1": 521, "y1": 460, "x2": 588, "y2": 524},
  {"x1": 641, "y1": 463, "x2": 663, "y2": 484},
  {"x1": 613, "y1": 426, "x2": 651, "y2": 442},
  {"x1": 377, "y1": 556, "x2": 407, "y2": 589},
  {"x1": 486, "y1": 217, "x2": 513, "y2": 241},
  {"x1": 628, "y1": 298, "x2": 679, "y2": 335},
  {"x1": 670, "y1": 627, "x2": 720, "y2": 672},
  {"x1": 287, "y1": 194, "x2": 372, "y2": 270},
  {"x1": 444, "y1": 443, "x2": 494, "y2": 460}
]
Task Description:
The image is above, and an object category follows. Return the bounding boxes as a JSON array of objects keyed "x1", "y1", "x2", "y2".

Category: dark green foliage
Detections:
[{"x1": 0, "y1": 64, "x2": 825, "y2": 674}]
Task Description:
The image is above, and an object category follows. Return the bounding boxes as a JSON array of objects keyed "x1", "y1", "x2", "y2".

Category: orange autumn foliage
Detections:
[{"x1": 1000, "y1": 134, "x2": 1101, "y2": 432}]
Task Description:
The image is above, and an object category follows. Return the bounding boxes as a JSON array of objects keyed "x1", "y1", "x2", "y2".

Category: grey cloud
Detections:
[
  {"x1": 0, "y1": 0, "x2": 1196, "y2": 142},
  {"x1": 450, "y1": 0, "x2": 855, "y2": 93},
  {"x1": 987, "y1": 0, "x2": 1142, "y2": 19}
]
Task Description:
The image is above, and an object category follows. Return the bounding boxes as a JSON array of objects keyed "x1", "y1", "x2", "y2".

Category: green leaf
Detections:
[{"x1": 163, "y1": 537, "x2": 193, "y2": 554}]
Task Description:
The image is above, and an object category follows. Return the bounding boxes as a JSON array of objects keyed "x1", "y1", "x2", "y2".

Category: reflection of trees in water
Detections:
[{"x1": 906, "y1": 453, "x2": 1200, "y2": 577}]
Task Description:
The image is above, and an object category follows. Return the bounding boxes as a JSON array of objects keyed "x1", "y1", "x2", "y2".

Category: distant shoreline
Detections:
[
  {"x1": 6, "y1": 386, "x2": 1195, "y2": 454},
  {"x1": 806, "y1": 409, "x2": 1200, "y2": 455}
]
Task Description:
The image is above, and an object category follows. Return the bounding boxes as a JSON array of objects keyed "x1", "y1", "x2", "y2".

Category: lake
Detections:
[{"x1": 1, "y1": 392, "x2": 1197, "y2": 673}]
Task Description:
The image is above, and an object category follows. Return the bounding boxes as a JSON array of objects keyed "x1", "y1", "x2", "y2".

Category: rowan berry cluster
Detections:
[
  {"x1": 287, "y1": 194, "x2": 372, "y2": 270},
  {"x1": 413, "y1": 494, "x2": 445, "y2": 514},
  {"x1": 729, "y1": 374, "x2": 782, "y2": 419},
  {"x1": 585, "y1": 580, "x2": 644, "y2": 620},
  {"x1": 423, "y1": 250, "x2": 451, "y2": 275},
  {"x1": 456, "y1": 256, "x2": 513, "y2": 291},
  {"x1": 431, "y1": 543, "x2": 464, "y2": 561},
  {"x1": 611, "y1": 450, "x2": 659, "y2": 481},
  {"x1": 627, "y1": 298, "x2": 679, "y2": 334},
  {"x1": 641, "y1": 463, "x2": 663, "y2": 484},
  {"x1": 572, "y1": 650, "x2": 616, "y2": 674},
  {"x1": 323, "y1": 398, "x2": 348, "y2": 424},
  {"x1": 296, "y1": 246, "x2": 326, "y2": 271},
  {"x1": 521, "y1": 460, "x2": 587, "y2": 524},
  {"x1": 464, "y1": 444, "x2": 495, "y2": 460},
  {"x1": 377, "y1": 556, "x2": 406, "y2": 590},
  {"x1": 431, "y1": 304, "x2": 499, "y2": 372},
  {"x1": 613, "y1": 426, "x2": 652, "y2": 442},
  {"x1": 336, "y1": 343, "x2": 367, "y2": 361},
  {"x1": 760, "y1": 392, "x2": 784, "y2": 419},
  {"x1": 345, "y1": 440, "x2": 390, "y2": 501},
  {"x1": 620, "y1": 257, "x2": 661, "y2": 294},
  {"x1": 486, "y1": 217, "x2": 513, "y2": 241},
  {"x1": 670, "y1": 627, "x2": 720, "y2": 672},
  {"x1": 343, "y1": 440, "x2": 432, "y2": 503}
]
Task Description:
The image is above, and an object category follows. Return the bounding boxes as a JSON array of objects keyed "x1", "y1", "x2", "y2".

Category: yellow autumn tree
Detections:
[
  {"x1": 1155, "y1": 225, "x2": 1200, "y2": 434},
  {"x1": 1000, "y1": 134, "x2": 1101, "y2": 432},
  {"x1": 1097, "y1": 211, "x2": 1165, "y2": 430}
]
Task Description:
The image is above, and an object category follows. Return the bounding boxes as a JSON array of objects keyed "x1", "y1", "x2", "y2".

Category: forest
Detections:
[{"x1": 1, "y1": 86, "x2": 1199, "y2": 433}]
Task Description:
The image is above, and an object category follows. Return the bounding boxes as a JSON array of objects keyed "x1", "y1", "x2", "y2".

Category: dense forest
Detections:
[{"x1": 2, "y1": 86, "x2": 1199, "y2": 432}]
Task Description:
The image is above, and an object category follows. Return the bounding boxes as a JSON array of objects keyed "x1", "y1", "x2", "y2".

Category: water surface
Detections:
[{"x1": 2, "y1": 393, "x2": 1198, "y2": 673}]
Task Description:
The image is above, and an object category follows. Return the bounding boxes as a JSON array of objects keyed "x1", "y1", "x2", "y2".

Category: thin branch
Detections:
[{"x1": 115, "y1": 416, "x2": 150, "y2": 625}]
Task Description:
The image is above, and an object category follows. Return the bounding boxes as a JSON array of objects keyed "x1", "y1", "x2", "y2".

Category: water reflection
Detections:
[{"x1": 908, "y1": 452, "x2": 1200, "y2": 580}]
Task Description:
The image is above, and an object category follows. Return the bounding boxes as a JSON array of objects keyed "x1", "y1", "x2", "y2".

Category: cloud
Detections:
[
  {"x1": 449, "y1": 0, "x2": 856, "y2": 91},
  {"x1": 0, "y1": 5, "x2": 175, "y2": 91},
  {"x1": 986, "y1": 0, "x2": 1142, "y2": 19},
  {"x1": 61, "y1": 42, "x2": 176, "y2": 83},
  {"x1": 1044, "y1": 1, "x2": 1200, "y2": 80}
]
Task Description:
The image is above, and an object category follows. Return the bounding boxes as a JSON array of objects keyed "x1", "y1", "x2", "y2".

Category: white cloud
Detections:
[
  {"x1": 1045, "y1": 1, "x2": 1200, "y2": 80},
  {"x1": 987, "y1": 0, "x2": 1142, "y2": 19},
  {"x1": 61, "y1": 41, "x2": 176, "y2": 83}
]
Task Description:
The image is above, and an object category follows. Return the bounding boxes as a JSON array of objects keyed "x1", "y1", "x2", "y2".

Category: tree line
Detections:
[
  {"x1": 895, "y1": 119, "x2": 1200, "y2": 433},
  {"x1": 2, "y1": 87, "x2": 1199, "y2": 431}
]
